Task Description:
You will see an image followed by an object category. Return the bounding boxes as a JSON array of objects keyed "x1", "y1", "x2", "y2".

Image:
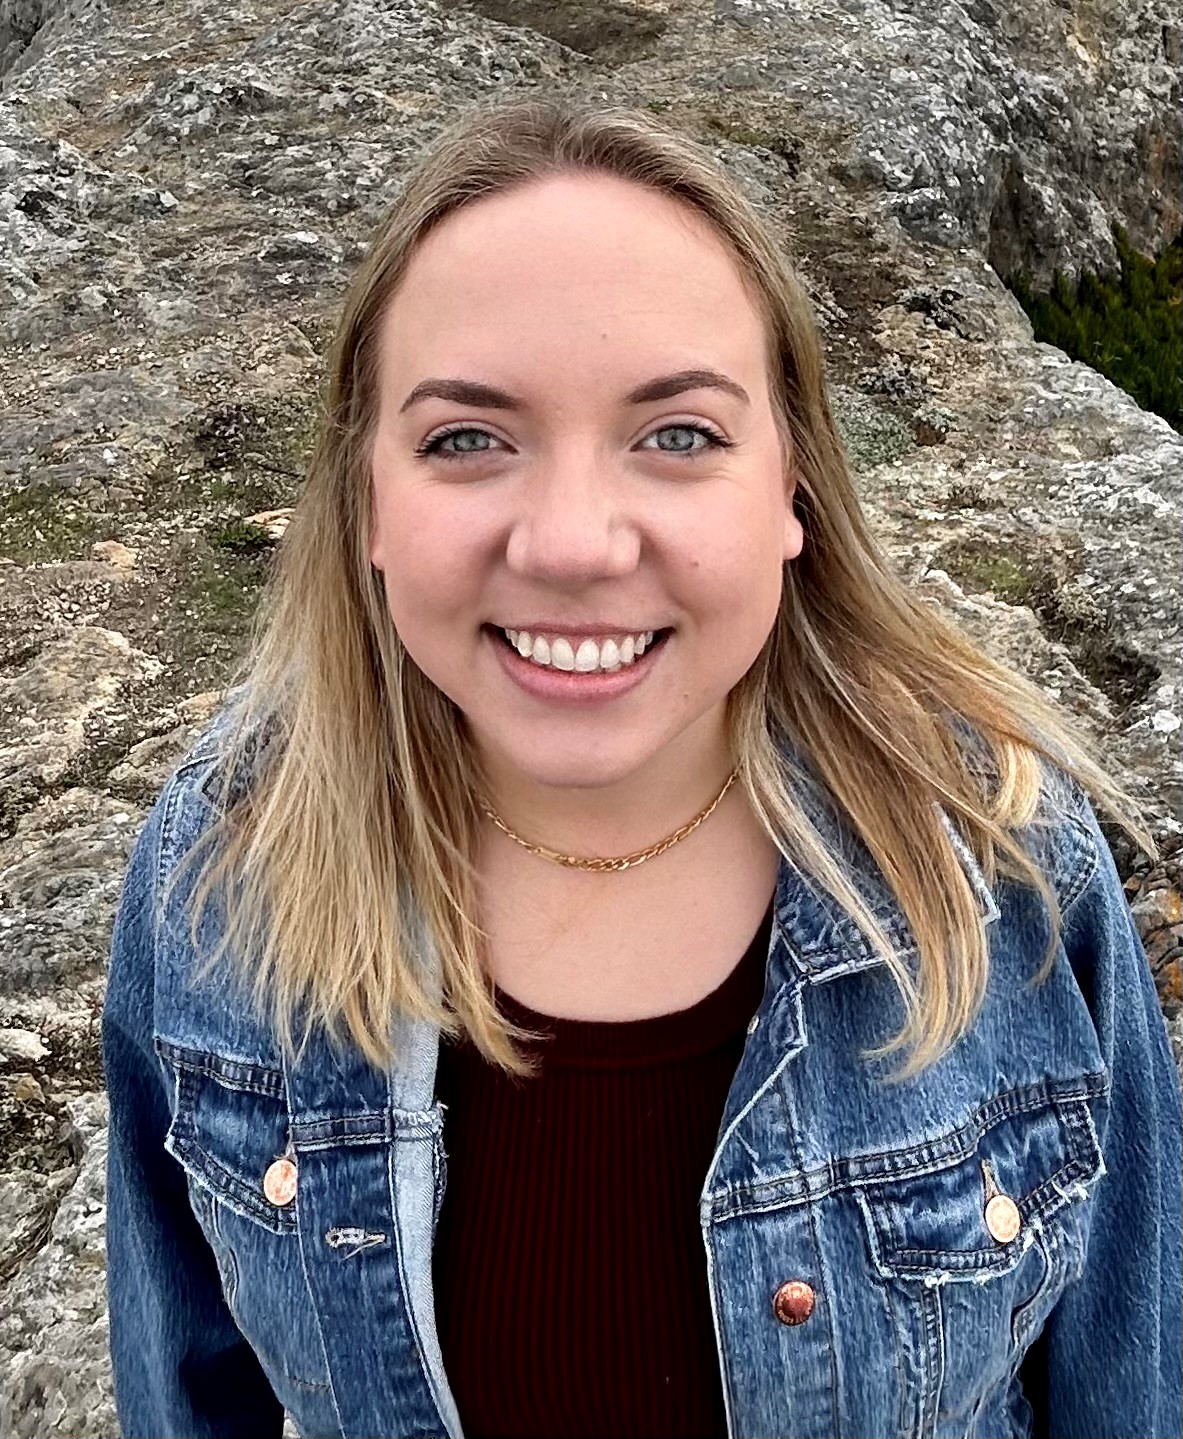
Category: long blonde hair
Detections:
[{"x1": 170, "y1": 94, "x2": 1156, "y2": 1080}]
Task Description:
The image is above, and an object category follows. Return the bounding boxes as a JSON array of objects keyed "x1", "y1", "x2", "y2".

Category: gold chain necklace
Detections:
[{"x1": 478, "y1": 766, "x2": 740, "y2": 872}]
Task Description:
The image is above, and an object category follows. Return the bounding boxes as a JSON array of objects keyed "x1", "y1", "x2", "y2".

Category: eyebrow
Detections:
[{"x1": 398, "y1": 367, "x2": 751, "y2": 414}]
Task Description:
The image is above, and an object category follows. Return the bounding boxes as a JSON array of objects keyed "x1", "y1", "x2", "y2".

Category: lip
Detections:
[
  {"x1": 493, "y1": 620, "x2": 670, "y2": 639},
  {"x1": 484, "y1": 624, "x2": 670, "y2": 704}
]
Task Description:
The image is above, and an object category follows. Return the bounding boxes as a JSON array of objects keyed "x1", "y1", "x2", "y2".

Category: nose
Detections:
[{"x1": 504, "y1": 458, "x2": 638, "y2": 584}]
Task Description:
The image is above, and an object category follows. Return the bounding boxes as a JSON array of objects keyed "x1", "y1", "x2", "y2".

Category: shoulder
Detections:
[
  {"x1": 776, "y1": 722, "x2": 1104, "y2": 933},
  {"x1": 103, "y1": 696, "x2": 248, "y2": 1086},
  {"x1": 1021, "y1": 758, "x2": 1124, "y2": 930},
  {"x1": 932, "y1": 713, "x2": 1113, "y2": 924},
  {"x1": 111, "y1": 685, "x2": 284, "y2": 1072},
  {"x1": 141, "y1": 682, "x2": 286, "y2": 881}
]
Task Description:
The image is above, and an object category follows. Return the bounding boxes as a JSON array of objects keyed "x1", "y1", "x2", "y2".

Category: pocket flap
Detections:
[
  {"x1": 157, "y1": 1037, "x2": 296, "y2": 1233},
  {"x1": 861, "y1": 1095, "x2": 1104, "y2": 1281}
]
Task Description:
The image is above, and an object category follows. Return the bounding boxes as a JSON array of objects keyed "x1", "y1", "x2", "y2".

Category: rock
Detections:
[
  {"x1": 1132, "y1": 886, "x2": 1183, "y2": 931},
  {"x1": 0, "y1": 1028, "x2": 47, "y2": 1064},
  {"x1": 104, "y1": 689, "x2": 223, "y2": 791},
  {"x1": 241, "y1": 506, "x2": 294, "y2": 538},
  {"x1": 0, "y1": 1093, "x2": 115, "y2": 1439},
  {"x1": 0, "y1": 629, "x2": 163, "y2": 789},
  {"x1": 0, "y1": 0, "x2": 1180, "y2": 1430},
  {"x1": 11, "y1": 1073, "x2": 45, "y2": 1104},
  {"x1": 0, "y1": 793, "x2": 154, "y2": 1021},
  {"x1": 89, "y1": 541, "x2": 137, "y2": 571}
]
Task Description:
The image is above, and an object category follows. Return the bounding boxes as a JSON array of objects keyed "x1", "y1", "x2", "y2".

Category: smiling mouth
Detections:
[{"x1": 485, "y1": 624, "x2": 674, "y2": 673}]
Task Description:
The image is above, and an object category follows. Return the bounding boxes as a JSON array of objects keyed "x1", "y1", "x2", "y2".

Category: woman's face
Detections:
[{"x1": 368, "y1": 172, "x2": 804, "y2": 797}]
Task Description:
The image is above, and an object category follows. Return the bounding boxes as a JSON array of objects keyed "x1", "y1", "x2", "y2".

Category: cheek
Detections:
[
  {"x1": 371, "y1": 492, "x2": 482, "y2": 617},
  {"x1": 694, "y1": 517, "x2": 786, "y2": 615},
  {"x1": 694, "y1": 528, "x2": 786, "y2": 666},
  {"x1": 381, "y1": 558, "x2": 470, "y2": 642}
]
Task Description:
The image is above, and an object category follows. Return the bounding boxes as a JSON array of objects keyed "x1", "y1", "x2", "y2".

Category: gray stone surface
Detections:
[{"x1": 0, "y1": 0, "x2": 1179, "y2": 1430}]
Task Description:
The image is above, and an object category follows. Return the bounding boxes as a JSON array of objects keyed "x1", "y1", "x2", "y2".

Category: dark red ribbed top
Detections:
[{"x1": 431, "y1": 896, "x2": 774, "y2": 1439}]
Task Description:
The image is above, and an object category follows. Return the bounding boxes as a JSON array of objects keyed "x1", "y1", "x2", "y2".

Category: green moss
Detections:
[
  {"x1": 208, "y1": 519, "x2": 277, "y2": 555},
  {"x1": 701, "y1": 112, "x2": 801, "y2": 167},
  {"x1": 710, "y1": 120, "x2": 765, "y2": 148},
  {"x1": 941, "y1": 545, "x2": 1034, "y2": 606},
  {"x1": 0, "y1": 486, "x2": 105, "y2": 563},
  {"x1": 1005, "y1": 225, "x2": 1182, "y2": 433},
  {"x1": 162, "y1": 540, "x2": 272, "y2": 691},
  {"x1": 937, "y1": 537, "x2": 1160, "y2": 712},
  {"x1": 831, "y1": 393, "x2": 916, "y2": 471},
  {"x1": 433, "y1": 0, "x2": 666, "y2": 62},
  {"x1": 146, "y1": 391, "x2": 320, "y2": 523}
]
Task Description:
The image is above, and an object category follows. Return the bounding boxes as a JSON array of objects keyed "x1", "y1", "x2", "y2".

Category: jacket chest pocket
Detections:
[
  {"x1": 157, "y1": 1042, "x2": 338, "y2": 1421},
  {"x1": 856, "y1": 1094, "x2": 1104, "y2": 1439}
]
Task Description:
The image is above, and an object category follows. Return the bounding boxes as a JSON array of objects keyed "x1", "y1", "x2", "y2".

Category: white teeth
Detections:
[{"x1": 499, "y1": 627, "x2": 664, "y2": 672}]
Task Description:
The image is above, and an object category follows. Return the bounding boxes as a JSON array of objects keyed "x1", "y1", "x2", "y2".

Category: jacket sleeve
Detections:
[
  {"x1": 102, "y1": 782, "x2": 285, "y2": 1439},
  {"x1": 1021, "y1": 791, "x2": 1183, "y2": 1438}
]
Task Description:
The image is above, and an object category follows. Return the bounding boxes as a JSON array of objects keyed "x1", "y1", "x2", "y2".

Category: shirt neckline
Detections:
[{"x1": 484, "y1": 895, "x2": 775, "y2": 1069}]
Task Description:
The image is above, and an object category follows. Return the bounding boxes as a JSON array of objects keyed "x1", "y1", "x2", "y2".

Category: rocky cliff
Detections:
[{"x1": 1, "y1": 0, "x2": 1180, "y2": 1431}]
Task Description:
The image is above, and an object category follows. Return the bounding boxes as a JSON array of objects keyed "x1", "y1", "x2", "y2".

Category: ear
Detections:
[
  {"x1": 368, "y1": 470, "x2": 385, "y2": 573},
  {"x1": 783, "y1": 469, "x2": 805, "y2": 563}
]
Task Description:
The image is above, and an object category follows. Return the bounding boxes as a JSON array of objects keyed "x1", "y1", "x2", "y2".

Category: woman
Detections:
[{"x1": 102, "y1": 95, "x2": 1182, "y2": 1439}]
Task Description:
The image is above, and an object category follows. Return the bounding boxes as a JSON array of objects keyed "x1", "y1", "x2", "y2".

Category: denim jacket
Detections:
[{"x1": 103, "y1": 705, "x2": 1183, "y2": 1439}]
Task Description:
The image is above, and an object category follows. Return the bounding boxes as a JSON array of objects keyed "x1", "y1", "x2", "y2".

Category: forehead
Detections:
[{"x1": 378, "y1": 173, "x2": 770, "y2": 395}]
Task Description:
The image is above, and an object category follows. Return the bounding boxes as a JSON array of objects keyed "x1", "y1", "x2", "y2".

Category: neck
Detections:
[{"x1": 472, "y1": 712, "x2": 736, "y2": 865}]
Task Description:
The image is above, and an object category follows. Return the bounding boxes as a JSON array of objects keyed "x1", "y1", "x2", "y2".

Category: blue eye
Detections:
[
  {"x1": 641, "y1": 423, "x2": 734, "y2": 455},
  {"x1": 414, "y1": 426, "x2": 498, "y2": 459},
  {"x1": 413, "y1": 421, "x2": 734, "y2": 460}
]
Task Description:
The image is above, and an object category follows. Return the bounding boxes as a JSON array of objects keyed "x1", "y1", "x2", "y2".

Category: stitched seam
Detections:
[
  {"x1": 286, "y1": 1374, "x2": 333, "y2": 1395},
  {"x1": 291, "y1": 1109, "x2": 443, "y2": 1146},
  {"x1": 166, "y1": 1066, "x2": 296, "y2": 1231},
  {"x1": 1053, "y1": 813, "x2": 1100, "y2": 921},
  {"x1": 281, "y1": 1048, "x2": 346, "y2": 1437},
  {"x1": 208, "y1": 1190, "x2": 242, "y2": 1308},
  {"x1": 702, "y1": 982, "x2": 807, "y2": 1199},
  {"x1": 883, "y1": 1260, "x2": 907, "y2": 1439},
  {"x1": 919, "y1": 1284, "x2": 944, "y2": 1438},
  {"x1": 887, "y1": 1133, "x2": 1095, "y2": 1264},
  {"x1": 385, "y1": 1065, "x2": 450, "y2": 1434},
  {"x1": 701, "y1": 1227, "x2": 735, "y2": 1439},
  {"x1": 173, "y1": 749, "x2": 227, "y2": 780},
  {"x1": 291, "y1": 1130, "x2": 388, "y2": 1152},
  {"x1": 147, "y1": 774, "x2": 180, "y2": 981},
  {"x1": 155, "y1": 1041, "x2": 286, "y2": 1097},
  {"x1": 865, "y1": 1107, "x2": 1103, "y2": 1278},
  {"x1": 1010, "y1": 1232, "x2": 1054, "y2": 1351},
  {"x1": 710, "y1": 1080, "x2": 1108, "y2": 1219},
  {"x1": 778, "y1": 1057, "x2": 841, "y2": 1436},
  {"x1": 780, "y1": 900, "x2": 913, "y2": 971},
  {"x1": 170, "y1": 1136, "x2": 297, "y2": 1233}
]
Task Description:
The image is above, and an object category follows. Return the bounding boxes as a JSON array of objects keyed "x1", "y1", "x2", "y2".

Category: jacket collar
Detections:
[{"x1": 766, "y1": 733, "x2": 1000, "y2": 990}]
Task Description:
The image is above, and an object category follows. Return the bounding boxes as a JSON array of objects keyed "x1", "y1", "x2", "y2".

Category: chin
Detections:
[
  {"x1": 478, "y1": 730, "x2": 657, "y2": 791},
  {"x1": 511, "y1": 752, "x2": 645, "y2": 791}
]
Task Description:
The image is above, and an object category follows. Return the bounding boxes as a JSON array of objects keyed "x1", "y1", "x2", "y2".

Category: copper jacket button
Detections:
[
  {"x1": 263, "y1": 1156, "x2": 298, "y2": 1207},
  {"x1": 773, "y1": 1280, "x2": 815, "y2": 1325},
  {"x1": 985, "y1": 1193, "x2": 1022, "y2": 1243}
]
